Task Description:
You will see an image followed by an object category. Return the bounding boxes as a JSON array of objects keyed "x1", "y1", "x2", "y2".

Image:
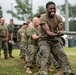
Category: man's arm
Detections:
[
  {"x1": 6, "y1": 29, "x2": 8, "y2": 41},
  {"x1": 41, "y1": 23, "x2": 57, "y2": 37},
  {"x1": 17, "y1": 32, "x2": 21, "y2": 43},
  {"x1": 57, "y1": 15, "x2": 64, "y2": 31},
  {"x1": 32, "y1": 34, "x2": 40, "y2": 40},
  {"x1": 58, "y1": 23, "x2": 63, "y2": 31},
  {"x1": 10, "y1": 33, "x2": 13, "y2": 40}
]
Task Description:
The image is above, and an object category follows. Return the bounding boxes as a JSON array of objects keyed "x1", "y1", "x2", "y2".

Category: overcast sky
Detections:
[{"x1": 0, "y1": 0, "x2": 76, "y2": 24}]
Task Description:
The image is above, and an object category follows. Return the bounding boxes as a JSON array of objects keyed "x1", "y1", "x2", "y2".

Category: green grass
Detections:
[{"x1": 0, "y1": 47, "x2": 76, "y2": 75}]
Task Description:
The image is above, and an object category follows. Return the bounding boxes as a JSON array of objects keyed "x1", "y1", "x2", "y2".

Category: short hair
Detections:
[
  {"x1": 37, "y1": 15, "x2": 41, "y2": 18},
  {"x1": 22, "y1": 23, "x2": 28, "y2": 26},
  {"x1": 37, "y1": 12, "x2": 46, "y2": 18},
  {"x1": 40, "y1": 12, "x2": 46, "y2": 15},
  {"x1": 46, "y1": 1, "x2": 56, "y2": 8},
  {"x1": 10, "y1": 19, "x2": 13, "y2": 21},
  {"x1": 26, "y1": 17, "x2": 30, "y2": 19}
]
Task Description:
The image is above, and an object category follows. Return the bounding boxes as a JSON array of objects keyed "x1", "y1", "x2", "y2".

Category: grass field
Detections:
[{"x1": 0, "y1": 47, "x2": 76, "y2": 75}]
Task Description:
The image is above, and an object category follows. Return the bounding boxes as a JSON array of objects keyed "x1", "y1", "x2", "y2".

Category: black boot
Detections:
[
  {"x1": 4, "y1": 55, "x2": 9, "y2": 59},
  {"x1": 9, "y1": 54, "x2": 15, "y2": 58}
]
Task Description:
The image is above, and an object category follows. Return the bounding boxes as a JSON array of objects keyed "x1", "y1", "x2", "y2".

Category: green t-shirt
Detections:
[
  {"x1": 40, "y1": 13, "x2": 63, "y2": 39},
  {"x1": 0, "y1": 24, "x2": 7, "y2": 36},
  {"x1": 17, "y1": 28, "x2": 27, "y2": 45},
  {"x1": 7, "y1": 25, "x2": 14, "y2": 33},
  {"x1": 26, "y1": 27, "x2": 41, "y2": 45}
]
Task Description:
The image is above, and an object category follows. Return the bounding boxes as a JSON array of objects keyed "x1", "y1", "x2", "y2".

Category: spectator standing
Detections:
[
  {"x1": 0, "y1": 18, "x2": 9, "y2": 59},
  {"x1": 7, "y1": 19, "x2": 15, "y2": 58}
]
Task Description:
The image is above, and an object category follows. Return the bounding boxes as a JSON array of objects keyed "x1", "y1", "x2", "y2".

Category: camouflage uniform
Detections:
[
  {"x1": 49, "y1": 52, "x2": 60, "y2": 69},
  {"x1": 36, "y1": 40, "x2": 50, "y2": 75},
  {"x1": 26, "y1": 27, "x2": 41, "y2": 68},
  {"x1": 39, "y1": 13, "x2": 73, "y2": 75},
  {"x1": 17, "y1": 28, "x2": 28, "y2": 60},
  {"x1": 37, "y1": 40, "x2": 60, "y2": 71},
  {"x1": 7, "y1": 24, "x2": 14, "y2": 56},
  {"x1": 0, "y1": 24, "x2": 8, "y2": 58}
]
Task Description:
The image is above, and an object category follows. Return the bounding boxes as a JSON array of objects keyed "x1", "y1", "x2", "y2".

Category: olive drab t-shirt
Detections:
[
  {"x1": 26, "y1": 26, "x2": 41, "y2": 45},
  {"x1": 17, "y1": 28, "x2": 27, "y2": 45},
  {"x1": 40, "y1": 13, "x2": 63, "y2": 39},
  {"x1": 7, "y1": 25, "x2": 14, "y2": 40},
  {"x1": 7, "y1": 25, "x2": 14, "y2": 33},
  {"x1": 0, "y1": 24, "x2": 7, "y2": 37}
]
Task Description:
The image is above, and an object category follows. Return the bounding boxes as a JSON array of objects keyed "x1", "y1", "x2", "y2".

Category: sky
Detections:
[{"x1": 0, "y1": 0, "x2": 76, "y2": 24}]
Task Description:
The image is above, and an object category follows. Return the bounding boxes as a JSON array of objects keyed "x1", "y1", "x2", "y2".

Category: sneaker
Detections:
[{"x1": 26, "y1": 67, "x2": 32, "y2": 74}]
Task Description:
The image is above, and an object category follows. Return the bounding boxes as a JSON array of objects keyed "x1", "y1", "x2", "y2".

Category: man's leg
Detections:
[
  {"x1": 52, "y1": 42, "x2": 74, "y2": 75},
  {"x1": 8, "y1": 42, "x2": 14, "y2": 58},
  {"x1": 34, "y1": 41, "x2": 50, "y2": 75},
  {"x1": 0, "y1": 38, "x2": 2, "y2": 59},
  {"x1": 3, "y1": 41, "x2": 9, "y2": 59}
]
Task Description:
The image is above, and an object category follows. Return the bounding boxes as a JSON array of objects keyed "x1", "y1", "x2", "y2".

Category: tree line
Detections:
[{"x1": 0, "y1": 0, "x2": 76, "y2": 31}]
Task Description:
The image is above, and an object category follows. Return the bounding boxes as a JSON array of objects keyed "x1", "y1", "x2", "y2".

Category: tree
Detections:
[
  {"x1": 7, "y1": 0, "x2": 32, "y2": 20},
  {"x1": 69, "y1": 20, "x2": 76, "y2": 31},
  {"x1": 69, "y1": 5, "x2": 76, "y2": 19},
  {"x1": 57, "y1": 3, "x2": 76, "y2": 19},
  {"x1": 34, "y1": 6, "x2": 46, "y2": 17},
  {"x1": 57, "y1": 3, "x2": 76, "y2": 31},
  {"x1": 0, "y1": 6, "x2": 3, "y2": 18}
]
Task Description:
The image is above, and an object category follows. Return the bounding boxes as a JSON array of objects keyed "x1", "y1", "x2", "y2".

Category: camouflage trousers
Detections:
[
  {"x1": 26, "y1": 44, "x2": 38, "y2": 67},
  {"x1": 37, "y1": 40, "x2": 73, "y2": 75},
  {"x1": 49, "y1": 53, "x2": 60, "y2": 69},
  {"x1": 0, "y1": 37, "x2": 8, "y2": 58},
  {"x1": 17, "y1": 43, "x2": 28, "y2": 60},
  {"x1": 36, "y1": 40, "x2": 50, "y2": 75},
  {"x1": 51, "y1": 41, "x2": 73, "y2": 75}
]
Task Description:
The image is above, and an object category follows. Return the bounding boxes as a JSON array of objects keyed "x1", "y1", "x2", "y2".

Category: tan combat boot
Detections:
[
  {"x1": 54, "y1": 68, "x2": 63, "y2": 75},
  {"x1": 26, "y1": 67, "x2": 32, "y2": 74},
  {"x1": 49, "y1": 65, "x2": 54, "y2": 72},
  {"x1": 20, "y1": 58, "x2": 25, "y2": 64}
]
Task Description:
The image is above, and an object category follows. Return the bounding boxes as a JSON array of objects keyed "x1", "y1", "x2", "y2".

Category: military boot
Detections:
[
  {"x1": 54, "y1": 68, "x2": 63, "y2": 75},
  {"x1": 26, "y1": 67, "x2": 32, "y2": 74},
  {"x1": 49, "y1": 65, "x2": 54, "y2": 72},
  {"x1": 20, "y1": 58, "x2": 25, "y2": 64},
  {"x1": 4, "y1": 55, "x2": 9, "y2": 59},
  {"x1": 9, "y1": 54, "x2": 15, "y2": 58}
]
